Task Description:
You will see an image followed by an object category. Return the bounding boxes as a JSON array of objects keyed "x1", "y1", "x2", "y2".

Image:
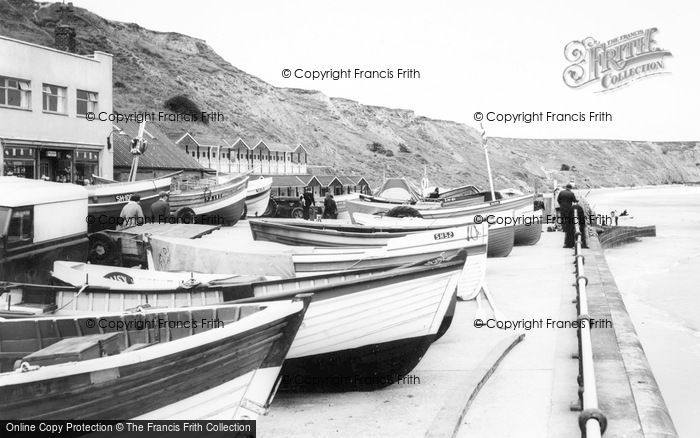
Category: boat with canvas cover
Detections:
[
  {"x1": 246, "y1": 217, "x2": 488, "y2": 296},
  {"x1": 42, "y1": 252, "x2": 466, "y2": 391},
  {"x1": 148, "y1": 224, "x2": 479, "y2": 276},
  {"x1": 0, "y1": 296, "x2": 310, "y2": 420}
]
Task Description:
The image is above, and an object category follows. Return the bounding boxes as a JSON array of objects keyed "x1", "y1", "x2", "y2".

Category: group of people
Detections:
[
  {"x1": 300, "y1": 189, "x2": 338, "y2": 220},
  {"x1": 117, "y1": 191, "x2": 170, "y2": 230}
]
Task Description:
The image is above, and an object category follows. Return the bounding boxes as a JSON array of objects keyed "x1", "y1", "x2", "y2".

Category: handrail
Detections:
[{"x1": 573, "y1": 207, "x2": 606, "y2": 437}]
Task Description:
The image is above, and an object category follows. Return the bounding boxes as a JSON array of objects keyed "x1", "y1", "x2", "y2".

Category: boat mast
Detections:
[
  {"x1": 128, "y1": 121, "x2": 147, "y2": 182},
  {"x1": 480, "y1": 122, "x2": 496, "y2": 202}
]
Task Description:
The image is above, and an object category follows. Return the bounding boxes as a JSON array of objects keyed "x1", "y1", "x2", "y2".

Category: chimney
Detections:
[{"x1": 54, "y1": 25, "x2": 76, "y2": 53}]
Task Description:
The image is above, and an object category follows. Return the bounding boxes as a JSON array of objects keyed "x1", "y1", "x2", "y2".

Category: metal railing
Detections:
[{"x1": 572, "y1": 208, "x2": 607, "y2": 437}]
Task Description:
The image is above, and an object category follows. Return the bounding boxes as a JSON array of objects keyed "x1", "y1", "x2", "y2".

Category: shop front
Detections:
[{"x1": 1, "y1": 141, "x2": 101, "y2": 185}]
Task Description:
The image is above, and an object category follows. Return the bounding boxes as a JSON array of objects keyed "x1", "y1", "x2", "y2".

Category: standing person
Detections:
[
  {"x1": 151, "y1": 191, "x2": 171, "y2": 223},
  {"x1": 572, "y1": 201, "x2": 589, "y2": 248},
  {"x1": 304, "y1": 189, "x2": 316, "y2": 221},
  {"x1": 557, "y1": 184, "x2": 577, "y2": 248},
  {"x1": 300, "y1": 195, "x2": 307, "y2": 219},
  {"x1": 117, "y1": 194, "x2": 144, "y2": 230},
  {"x1": 323, "y1": 193, "x2": 338, "y2": 219}
]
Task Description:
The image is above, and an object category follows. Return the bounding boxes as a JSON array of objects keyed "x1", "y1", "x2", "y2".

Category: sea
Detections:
[{"x1": 586, "y1": 185, "x2": 700, "y2": 437}]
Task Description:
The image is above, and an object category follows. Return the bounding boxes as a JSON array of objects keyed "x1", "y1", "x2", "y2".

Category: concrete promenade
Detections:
[{"x1": 220, "y1": 221, "x2": 674, "y2": 437}]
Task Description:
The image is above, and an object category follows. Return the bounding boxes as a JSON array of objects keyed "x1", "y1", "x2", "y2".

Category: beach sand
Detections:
[{"x1": 587, "y1": 185, "x2": 700, "y2": 436}]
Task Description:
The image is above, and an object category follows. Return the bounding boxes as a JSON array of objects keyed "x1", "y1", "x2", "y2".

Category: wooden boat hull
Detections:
[
  {"x1": 347, "y1": 193, "x2": 534, "y2": 221},
  {"x1": 0, "y1": 299, "x2": 309, "y2": 420},
  {"x1": 86, "y1": 177, "x2": 173, "y2": 233},
  {"x1": 249, "y1": 219, "x2": 407, "y2": 247},
  {"x1": 245, "y1": 178, "x2": 273, "y2": 219},
  {"x1": 47, "y1": 255, "x2": 466, "y2": 392},
  {"x1": 513, "y1": 209, "x2": 543, "y2": 246},
  {"x1": 169, "y1": 175, "x2": 248, "y2": 226},
  {"x1": 487, "y1": 224, "x2": 515, "y2": 257}
]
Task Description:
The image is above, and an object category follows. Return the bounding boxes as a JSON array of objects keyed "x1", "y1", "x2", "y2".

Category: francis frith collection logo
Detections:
[{"x1": 563, "y1": 28, "x2": 672, "y2": 92}]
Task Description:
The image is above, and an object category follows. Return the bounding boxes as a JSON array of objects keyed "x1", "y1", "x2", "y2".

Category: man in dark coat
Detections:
[
  {"x1": 323, "y1": 193, "x2": 338, "y2": 219},
  {"x1": 303, "y1": 189, "x2": 316, "y2": 220},
  {"x1": 151, "y1": 191, "x2": 170, "y2": 223},
  {"x1": 557, "y1": 184, "x2": 577, "y2": 248}
]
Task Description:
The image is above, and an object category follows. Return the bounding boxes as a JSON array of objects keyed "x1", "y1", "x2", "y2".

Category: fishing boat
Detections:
[
  {"x1": 347, "y1": 193, "x2": 535, "y2": 244},
  {"x1": 168, "y1": 173, "x2": 248, "y2": 225},
  {"x1": 350, "y1": 211, "x2": 514, "y2": 258},
  {"x1": 43, "y1": 252, "x2": 466, "y2": 391},
  {"x1": 243, "y1": 177, "x2": 273, "y2": 219},
  {"x1": 149, "y1": 224, "x2": 480, "y2": 276},
  {"x1": 86, "y1": 172, "x2": 178, "y2": 233},
  {"x1": 0, "y1": 296, "x2": 310, "y2": 419}
]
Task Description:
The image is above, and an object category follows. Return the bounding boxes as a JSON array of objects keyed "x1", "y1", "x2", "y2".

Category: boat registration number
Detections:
[
  {"x1": 115, "y1": 193, "x2": 134, "y2": 202},
  {"x1": 434, "y1": 231, "x2": 454, "y2": 240}
]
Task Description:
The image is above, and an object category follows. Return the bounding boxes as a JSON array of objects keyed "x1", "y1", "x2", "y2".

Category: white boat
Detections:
[
  {"x1": 42, "y1": 253, "x2": 466, "y2": 391},
  {"x1": 352, "y1": 210, "x2": 515, "y2": 258},
  {"x1": 244, "y1": 177, "x2": 273, "y2": 218}
]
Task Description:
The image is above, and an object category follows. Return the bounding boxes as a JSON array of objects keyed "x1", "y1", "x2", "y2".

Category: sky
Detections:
[{"x1": 70, "y1": 0, "x2": 699, "y2": 141}]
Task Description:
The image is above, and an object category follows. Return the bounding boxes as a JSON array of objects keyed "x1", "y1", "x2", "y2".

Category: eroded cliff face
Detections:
[{"x1": 2, "y1": 0, "x2": 698, "y2": 190}]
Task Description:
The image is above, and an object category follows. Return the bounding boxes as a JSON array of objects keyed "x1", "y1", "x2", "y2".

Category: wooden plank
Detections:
[{"x1": 113, "y1": 224, "x2": 221, "y2": 239}]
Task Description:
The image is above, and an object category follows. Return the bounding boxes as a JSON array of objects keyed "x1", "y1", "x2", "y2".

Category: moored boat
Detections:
[
  {"x1": 43, "y1": 252, "x2": 467, "y2": 391},
  {"x1": 343, "y1": 210, "x2": 514, "y2": 258},
  {"x1": 149, "y1": 224, "x2": 482, "y2": 276},
  {"x1": 86, "y1": 174, "x2": 176, "y2": 233},
  {"x1": 243, "y1": 177, "x2": 273, "y2": 219},
  {"x1": 168, "y1": 174, "x2": 248, "y2": 226},
  {"x1": 0, "y1": 297, "x2": 310, "y2": 419}
]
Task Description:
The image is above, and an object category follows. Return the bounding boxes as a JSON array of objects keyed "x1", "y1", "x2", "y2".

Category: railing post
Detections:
[{"x1": 571, "y1": 207, "x2": 607, "y2": 437}]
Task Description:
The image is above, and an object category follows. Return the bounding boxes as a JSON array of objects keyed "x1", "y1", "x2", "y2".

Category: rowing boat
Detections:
[
  {"x1": 44, "y1": 253, "x2": 466, "y2": 391},
  {"x1": 0, "y1": 296, "x2": 310, "y2": 419}
]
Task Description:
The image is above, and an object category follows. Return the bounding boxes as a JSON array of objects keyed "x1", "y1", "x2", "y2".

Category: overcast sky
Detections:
[{"x1": 71, "y1": 0, "x2": 698, "y2": 141}]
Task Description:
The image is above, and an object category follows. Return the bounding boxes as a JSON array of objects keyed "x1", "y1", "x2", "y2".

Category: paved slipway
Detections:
[{"x1": 253, "y1": 228, "x2": 675, "y2": 437}]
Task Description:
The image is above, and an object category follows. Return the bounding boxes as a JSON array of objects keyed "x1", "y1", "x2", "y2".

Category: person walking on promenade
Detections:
[
  {"x1": 557, "y1": 184, "x2": 577, "y2": 248},
  {"x1": 151, "y1": 191, "x2": 171, "y2": 222},
  {"x1": 117, "y1": 194, "x2": 144, "y2": 230},
  {"x1": 323, "y1": 193, "x2": 338, "y2": 219},
  {"x1": 572, "y1": 201, "x2": 589, "y2": 248}
]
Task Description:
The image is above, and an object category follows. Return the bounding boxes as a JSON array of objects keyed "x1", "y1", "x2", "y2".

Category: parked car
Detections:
[
  {"x1": 263, "y1": 195, "x2": 323, "y2": 219},
  {"x1": 263, "y1": 195, "x2": 305, "y2": 219}
]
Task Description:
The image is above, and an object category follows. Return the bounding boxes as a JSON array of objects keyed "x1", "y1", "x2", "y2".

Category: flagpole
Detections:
[{"x1": 480, "y1": 122, "x2": 496, "y2": 201}]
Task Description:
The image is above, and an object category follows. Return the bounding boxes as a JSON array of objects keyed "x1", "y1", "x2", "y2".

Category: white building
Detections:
[{"x1": 0, "y1": 34, "x2": 113, "y2": 183}]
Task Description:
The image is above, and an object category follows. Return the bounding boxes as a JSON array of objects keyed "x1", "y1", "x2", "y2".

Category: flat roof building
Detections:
[{"x1": 0, "y1": 34, "x2": 113, "y2": 184}]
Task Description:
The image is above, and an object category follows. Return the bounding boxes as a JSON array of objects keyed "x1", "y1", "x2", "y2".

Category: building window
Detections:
[
  {"x1": 76, "y1": 90, "x2": 98, "y2": 116},
  {"x1": 75, "y1": 150, "x2": 99, "y2": 185},
  {"x1": 42, "y1": 84, "x2": 67, "y2": 113},
  {"x1": 0, "y1": 76, "x2": 31, "y2": 109}
]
